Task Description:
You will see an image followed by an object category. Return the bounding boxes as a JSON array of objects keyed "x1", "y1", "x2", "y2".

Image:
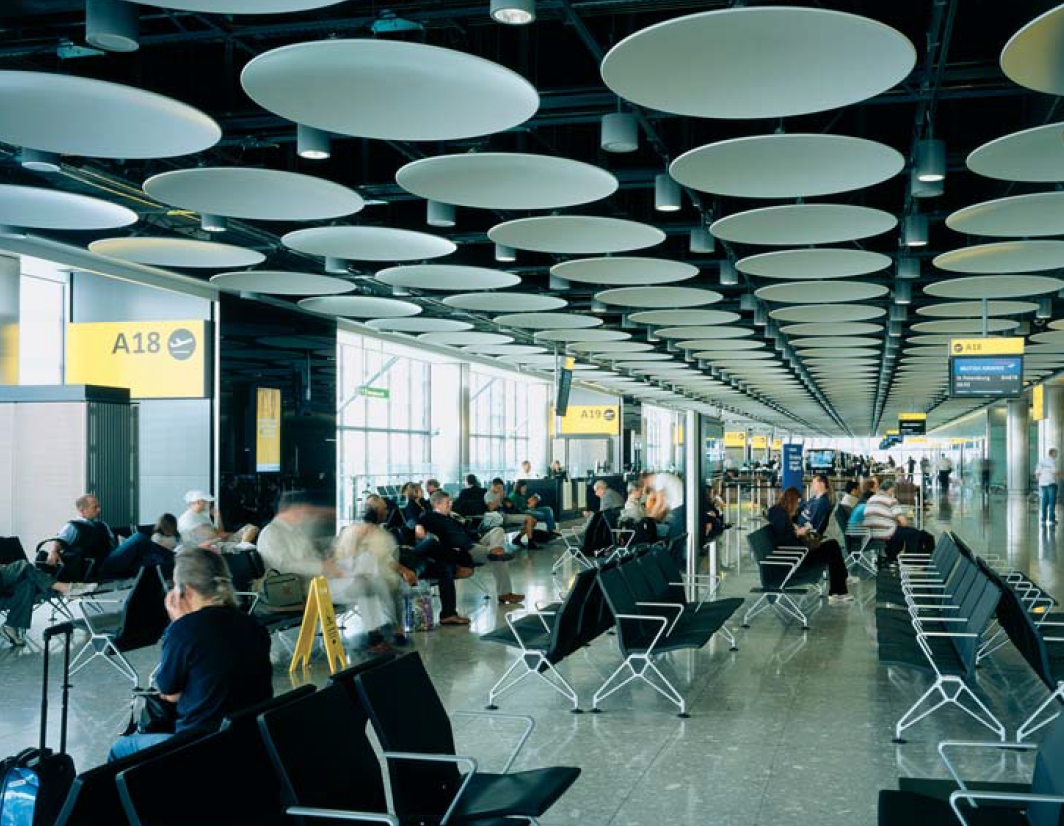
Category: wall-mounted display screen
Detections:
[
  {"x1": 949, "y1": 356, "x2": 1023, "y2": 398},
  {"x1": 807, "y1": 449, "x2": 835, "y2": 470}
]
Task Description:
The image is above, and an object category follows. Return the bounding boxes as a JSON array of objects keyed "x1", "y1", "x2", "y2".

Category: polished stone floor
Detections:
[{"x1": 1, "y1": 483, "x2": 1059, "y2": 825}]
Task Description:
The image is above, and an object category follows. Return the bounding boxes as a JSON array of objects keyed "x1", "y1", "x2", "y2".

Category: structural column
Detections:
[
  {"x1": 1042, "y1": 385, "x2": 1064, "y2": 460},
  {"x1": 1007, "y1": 397, "x2": 1030, "y2": 494},
  {"x1": 683, "y1": 409, "x2": 702, "y2": 600}
]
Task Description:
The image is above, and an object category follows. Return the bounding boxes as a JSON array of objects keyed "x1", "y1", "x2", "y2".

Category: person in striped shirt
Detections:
[{"x1": 862, "y1": 478, "x2": 929, "y2": 564}]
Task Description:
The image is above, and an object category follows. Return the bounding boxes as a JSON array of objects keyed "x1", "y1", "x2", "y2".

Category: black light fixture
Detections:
[
  {"x1": 654, "y1": 172, "x2": 681, "y2": 212},
  {"x1": 590, "y1": 299, "x2": 607, "y2": 314},
  {"x1": 893, "y1": 280, "x2": 911, "y2": 305},
  {"x1": 910, "y1": 169, "x2": 944, "y2": 198},
  {"x1": 86, "y1": 0, "x2": 139, "y2": 52},
  {"x1": 201, "y1": 213, "x2": 227, "y2": 232},
  {"x1": 297, "y1": 124, "x2": 330, "y2": 160},
  {"x1": 549, "y1": 274, "x2": 568, "y2": 290},
  {"x1": 20, "y1": 147, "x2": 61, "y2": 173},
  {"x1": 897, "y1": 256, "x2": 920, "y2": 279},
  {"x1": 753, "y1": 304, "x2": 767, "y2": 326},
  {"x1": 427, "y1": 200, "x2": 455, "y2": 228},
  {"x1": 490, "y1": 0, "x2": 535, "y2": 25}
]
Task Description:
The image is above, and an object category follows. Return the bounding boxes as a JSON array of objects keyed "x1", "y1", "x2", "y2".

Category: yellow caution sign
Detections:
[
  {"x1": 1033, "y1": 382, "x2": 1046, "y2": 422},
  {"x1": 949, "y1": 337, "x2": 1024, "y2": 356},
  {"x1": 289, "y1": 576, "x2": 348, "y2": 675}
]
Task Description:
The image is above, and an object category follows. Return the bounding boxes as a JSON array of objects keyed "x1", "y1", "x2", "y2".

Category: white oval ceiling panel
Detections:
[
  {"x1": 396, "y1": 153, "x2": 617, "y2": 210},
  {"x1": 770, "y1": 304, "x2": 886, "y2": 322},
  {"x1": 568, "y1": 340, "x2": 653, "y2": 353},
  {"x1": 710, "y1": 203, "x2": 896, "y2": 246},
  {"x1": 1001, "y1": 5, "x2": 1064, "y2": 95},
  {"x1": 916, "y1": 300, "x2": 1037, "y2": 318},
  {"x1": 692, "y1": 350, "x2": 775, "y2": 361},
  {"x1": 656, "y1": 326, "x2": 755, "y2": 340},
  {"x1": 1031, "y1": 330, "x2": 1064, "y2": 345},
  {"x1": 366, "y1": 318, "x2": 472, "y2": 333},
  {"x1": 600, "y1": 352, "x2": 675, "y2": 362},
  {"x1": 933, "y1": 241, "x2": 1064, "y2": 274},
  {"x1": 595, "y1": 286, "x2": 723, "y2": 309},
  {"x1": 242, "y1": 40, "x2": 537, "y2": 142},
  {"x1": 89, "y1": 237, "x2": 265, "y2": 268},
  {"x1": 462, "y1": 344, "x2": 546, "y2": 356},
  {"x1": 283, "y1": 227, "x2": 455, "y2": 261},
  {"x1": 376, "y1": 264, "x2": 519, "y2": 291},
  {"x1": 781, "y1": 322, "x2": 884, "y2": 337},
  {"x1": 299, "y1": 296, "x2": 421, "y2": 318},
  {"x1": 534, "y1": 329, "x2": 630, "y2": 343},
  {"x1": 627, "y1": 309, "x2": 740, "y2": 326},
  {"x1": 911, "y1": 318, "x2": 1020, "y2": 333},
  {"x1": 797, "y1": 348, "x2": 880, "y2": 359},
  {"x1": 906, "y1": 334, "x2": 953, "y2": 345},
  {"x1": 488, "y1": 216, "x2": 664, "y2": 254},
  {"x1": 967, "y1": 122, "x2": 1064, "y2": 182},
  {"x1": 600, "y1": 7, "x2": 913, "y2": 119},
  {"x1": 442, "y1": 293, "x2": 565, "y2": 312},
  {"x1": 946, "y1": 192, "x2": 1064, "y2": 238},
  {"x1": 924, "y1": 275, "x2": 1063, "y2": 299},
  {"x1": 790, "y1": 336, "x2": 882, "y2": 349},
  {"x1": 755, "y1": 280, "x2": 887, "y2": 304},
  {"x1": 676, "y1": 338, "x2": 766, "y2": 351},
  {"x1": 0, "y1": 71, "x2": 219, "y2": 159},
  {"x1": 145, "y1": 0, "x2": 345, "y2": 11},
  {"x1": 144, "y1": 168, "x2": 363, "y2": 221},
  {"x1": 0, "y1": 185, "x2": 136, "y2": 229},
  {"x1": 211, "y1": 270, "x2": 354, "y2": 295},
  {"x1": 670, "y1": 134, "x2": 904, "y2": 199},
  {"x1": 737, "y1": 248, "x2": 891, "y2": 280},
  {"x1": 419, "y1": 331, "x2": 513, "y2": 346},
  {"x1": 550, "y1": 257, "x2": 697, "y2": 286},
  {"x1": 494, "y1": 312, "x2": 602, "y2": 330}
]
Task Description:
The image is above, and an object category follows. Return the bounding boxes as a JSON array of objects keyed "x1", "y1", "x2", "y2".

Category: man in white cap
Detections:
[{"x1": 178, "y1": 490, "x2": 258, "y2": 547}]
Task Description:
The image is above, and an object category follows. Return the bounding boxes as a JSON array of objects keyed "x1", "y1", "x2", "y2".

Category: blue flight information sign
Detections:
[{"x1": 950, "y1": 356, "x2": 1023, "y2": 398}]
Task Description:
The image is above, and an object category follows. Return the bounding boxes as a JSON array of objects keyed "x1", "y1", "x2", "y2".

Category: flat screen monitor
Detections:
[
  {"x1": 950, "y1": 355, "x2": 1023, "y2": 398},
  {"x1": 808, "y1": 449, "x2": 835, "y2": 470},
  {"x1": 555, "y1": 359, "x2": 573, "y2": 416}
]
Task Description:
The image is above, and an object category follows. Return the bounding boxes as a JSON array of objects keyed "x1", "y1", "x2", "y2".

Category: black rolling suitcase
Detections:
[{"x1": 0, "y1": 622, "x2": 76, "y2": 826}]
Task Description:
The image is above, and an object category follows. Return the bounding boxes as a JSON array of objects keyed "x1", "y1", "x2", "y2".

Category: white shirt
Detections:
[
  {"x1": 1037, "y1": 456, "x2": 1059, "y2": 488},
  {"x1": 938, "y1": 457, "x2": 953, "y2": 472},
  {"x1": 177, "y1": 508, "x2": 216, "y2": 542}
]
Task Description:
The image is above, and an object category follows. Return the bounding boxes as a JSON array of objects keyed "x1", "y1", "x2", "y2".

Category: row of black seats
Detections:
[
  {"x1": 481, "y1": 540, "x2": 742, "y2": 717},
  {"x1": 56, "y1": 651, "x2": 580, "y2": 826}
]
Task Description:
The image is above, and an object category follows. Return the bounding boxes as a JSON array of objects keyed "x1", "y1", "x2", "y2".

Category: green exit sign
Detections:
[{"x1": 358, "y1": 386, "x2": 390, "y2": 400}]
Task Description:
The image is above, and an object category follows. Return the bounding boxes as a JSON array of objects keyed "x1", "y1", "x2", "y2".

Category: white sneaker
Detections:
[
  {"x1": 828, "y1": 593, "x2": 855, "y2": 605},
  {"x1": 1, "y1": 625, "x2": 26, "y2": 647},
  {"x1": 65, "y1": 582, "x2": 99, "y2": 598}
]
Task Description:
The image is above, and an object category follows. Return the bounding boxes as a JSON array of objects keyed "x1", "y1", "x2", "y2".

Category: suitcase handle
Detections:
[{"x1": 40, "y1": 622, "x2": 74, "y2": 754}]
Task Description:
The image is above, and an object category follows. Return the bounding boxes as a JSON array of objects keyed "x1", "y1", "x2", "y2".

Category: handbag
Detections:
[
  {"x1": 119, "y1": 691, "x2": 177, "y2": 737},
  {"x1": 402, "y1": 586, "x2": 436, "y2": 633},
  {"x1": 258, "y1": 569, "x2": 304, "y2": 611}
]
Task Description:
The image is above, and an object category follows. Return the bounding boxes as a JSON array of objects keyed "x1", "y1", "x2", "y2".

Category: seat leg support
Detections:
[
  {"x1": 592, "y1": 654, "x2": 687, "y2": 717},
  {"x1": 894, "y1": 675, "x2": 1006, "y2": 742},
  {"x1": 1017, "y1": 682, "x2": 1064, "y2": 742}
]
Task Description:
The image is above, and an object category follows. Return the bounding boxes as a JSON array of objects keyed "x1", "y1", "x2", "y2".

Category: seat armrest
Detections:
[
  {"x1": 381, "y1": 751, "x2": 478, "y2": 826},
  {"x1": 453, "y1": 710, "x2": 534, "y2": 773},
  {"x1": 287, "y1": 807, "x2": 399, "y2": 825},
  {"x1": 950, "y1": 791, "x2": 1064, "y2": 826}
]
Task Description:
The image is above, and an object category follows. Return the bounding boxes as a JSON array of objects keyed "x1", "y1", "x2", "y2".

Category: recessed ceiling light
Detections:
[
  {"x1": 296, "y1": 123, "x2": 330, "y2": 160},
  {"x1": 490, "y1": 0, "x2": 535, "y2": 25}
]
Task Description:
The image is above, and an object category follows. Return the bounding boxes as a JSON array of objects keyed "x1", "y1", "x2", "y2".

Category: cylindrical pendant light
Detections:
[
  {"x1": 646, "y1": 327, "x2": 660, "y2": 343},
  {"x1": 739, "y1": 293, "x2": 756, "y2": 312},
  {"x1": 490, "y1": 0, "x2": 535, "y2": 25},
  {"x1": 894, "y1": 281, "x2": 911, "y2": 305},
  {"x1": 654, "y1": 173, "x2": 681, "y2": 212},
  {"x1": 898, "y1": 257, "x2": 920, "y2": 279},
  {"x1": 889, "y1": 321, "x2": 903, "y2": 337},
  {"x1": 889, "y1": 303, "x2": 907, "y2": 322},
  {"x1": 427, "y1": 200, "x2": 455, "y2": 228},
  {"x1": 910, "y1": 169, "x2": 944, "y2": 198},
  {"x1": 590, "y1": 299, "x2": 607, "y2": 314},
  {"x1": 494, "y1": 243, "x2": 516, "y2": 262},
  {"x1": 1038, "y1": 297, "x2": 1053, "y2": 319},
  {"x1": 549, "y1": 274, "x2": 568, "y2": 290},
  {"x1": 324, "y1": 256, "x2": 347, "y2": 274},
  {"x1": 201, "y1": 213, "x2": 227, "y2": 232},
  {"x1": 600, "y1": 112, "x2": 638, "y2": 153},
  {"x1": 903, "y1": 214, "x2": 928, "y2": 247},
  {"x1": 753, "y1": 305, "x2": 767, "y2": 326},
  {"x1": 915, "y1": 138, "x2": 945, "y2": 182},
  {"x1": 86, "y1": 0, "x2": 139, "y2": 52},
  {"x1": 392, "y1": 284, "x2": 411, "y2": 297},
  {"x1": 689, "y1": 226, "x2": 715, "y2": 254},
  {"x1": 21, "y1": 147, "x2": 61, "y2": 173},
  {"x1": 297, "y1": 124, "x2": 330, "y2": 160}
]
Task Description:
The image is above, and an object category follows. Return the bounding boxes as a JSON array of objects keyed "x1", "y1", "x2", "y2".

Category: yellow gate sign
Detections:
[
  {"x1": 724, "y1": 431, "x2": 746, "y2": 448},
  {"x1": 65, "y1": 319, "x2": 209, "y2": 398},
  {"x1": 751, "y1": 435, "x2": 768, "y2": 450},
  {"x1": 949, "y1": 337, "x2": 1024, "y2": 356},
  {"x1": 551, "y1": 404, "x2": 620, "y2": 435},
  {"x1": 1033, "y1": 382, "x2": 1046, "y2": 422},
  {"x1": 289, "y1": 576, "x2": 348, "y2": 675}
]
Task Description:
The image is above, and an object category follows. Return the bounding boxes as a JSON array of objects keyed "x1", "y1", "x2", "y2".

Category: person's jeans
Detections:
[
  {"x1": 1042, "y1": 484, "x2": 1059, "y2": 523},
  {"x1": 527, "y1": 506, "x2": 556, "y2": 532},
  {"x1": 97, "y1": 533, "x2": 175, "y2": 580},
  {"x1": 108, "y1": 732, "x2": 174, "y2": 762},
  {"x1": 0, "y1": 561, "x2": 56, "y2": 629},
  {"x1": 938, "y1": 470, "x2": 951, "y2": 494}
]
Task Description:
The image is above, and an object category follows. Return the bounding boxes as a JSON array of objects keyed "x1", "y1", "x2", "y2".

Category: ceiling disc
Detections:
[
  {"x1": 924, "y1": 275, "x2": 1063, "y2": 299},
  {"x1": 595, "y1": 286, "x2": 723, "y2": 309},
  {"x1": 550, "y1": 257, "x2": 697, "y2": 286},
  {"x1": 916, "y1": 300, "x2": 1037, "y2": 318},
  {"x1": 781, "y1": 322, "x2": 884, "y2": 336},
  {"x1": 568, "y1": 341, "x2": 653, "y2": 353},
  {"x1": 418, "y1": 331, "x2": 513, "y2": 346},
  {"x1": 462, "y1": 344, "x2": 546, "y2": 356},
  {"x1": 89, "y1": 237, "x2": 264, "y2": 268},
  {"x1": 365, "y1": 318, "x2": 472, "y2": 333},
  {"x1": 627, "y1": 309, "x2": 740, "y2": 326},
  {"x1": 967, "y1": 122, "x2": 1064, "y2": 182},
  {"x1": 670, "y1": 134, "x2": 904, "y2": 199},
  {"x1": 693, "y1": 350, "x2": 775, "y2": 361},
  {"x1": 533, "y1": 329, "x2": 630, "y2": 343},
  {"x1": 655, "y1": 326, "x2": 755, "y2": 340},
  {"x1": 906, "y1": 334, "x2": 953, "y2": 345},
  {"x1": 600, "y1": 352, "x2": 674, "y2": 362},
  {"x1": 676, "y1": 339, "x2": 766, "y2": 351},
  {"x1": 241, "y1": 39, "x2": 537, "y2": 141},
  {"x1": 737, "y1": 248, "x2": 892, "y2": 279},
  {"x1": 910, "y1": 318, "x2": 1019, "y2": 333},
  {"x1": 283, "y1": 227, "x2": 455, "y2": 262},
  {"x1": 933, "y1": 241, "x2": 1064, "y2": 274},
  {"x1": 600, "y1": 6, "x2": 913, "y2": 119},
  {"x1": 771, "y1": 305, "x2": 886, "y2": 322},
  {"x1": 144, "y1": 0, "x2": 345, "y2": 10},
  {"x1": 494, "y1": 312, "x2": 602, "y2": 330},
  {"x1": 946, "y1": 192, "x2": 1064, "y2": 237},
  {"x1": 1001, "y1": 5, "x2": 1064, "y2": 95},
  {"x1": 489, "y1": 216, "x2": 664, "y2": 254},
  {"x1": 797, "y1": 348, "x2": 880, "y2": 359},
  {"x1": 396, "y1": 153, "x2": 617, "y2": 210},
  {"x1": 298, "y1": 296, "x2": 421, "y2": 318},
  {"x1": 211, "y1": 271, "x2": 355, "y2": 295},
  {"x1": 790, "y1": 336, "x2": 882, "y2": 348},
  {"x1": 710, "y1": 203, "x2": 896, "y2": 246},
  {"x1": 755, "y1": 280, "x2": 888, "y2": 304},
  {"x1": 1031, "y1": 330, "x2": 1064, "y2": 345},
  {"x1": 0, "y1": 71, "x2": 219, "y2": 159},
  {"x1": 443, "y1": 293, "x2": 565, "y2": 312},
  {"x1": 374, "y1": 265, "x2": 517, "y2": 291},
  {"x1": 0, "y1": 184, "x2": 136, "y2": 230}
]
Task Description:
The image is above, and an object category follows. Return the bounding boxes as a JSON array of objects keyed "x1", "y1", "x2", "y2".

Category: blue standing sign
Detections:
[{"x1": 781, "y1": 443, "x2": 803, "y2": 493}]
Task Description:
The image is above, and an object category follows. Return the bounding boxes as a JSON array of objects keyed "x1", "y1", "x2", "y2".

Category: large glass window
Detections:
[
  {"x1": 19, "y1": 271, "x2": 66, "y2": 385},
  {"x1": 469, "y1": 366, "x2": 548, "y2": 482}
]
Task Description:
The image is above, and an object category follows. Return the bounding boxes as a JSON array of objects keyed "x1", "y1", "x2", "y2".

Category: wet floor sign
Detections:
[{"x1": 288, "y1": 576, "x2": 348, "y2": 674}]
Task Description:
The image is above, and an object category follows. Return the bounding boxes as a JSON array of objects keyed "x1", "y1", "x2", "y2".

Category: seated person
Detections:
[
  {"x1": 333, "y1": 519, "x2": 419, "y2": 651},
  {"x1": 863, "y1": 478, "x2": 932, "y2": 563},
  {"x1": 257, "y1": 490, "x2": 341, "y2": 601},
  {"x1": 767, "y1": 487, "x2": 851, "y2": 604},
  {"x1": 420, "y1": 490, "x2": 523, "y2": 605},
  {"x1": 848, "y1": 479, "x2": 878, "y2": 529},
  {"x1": 1, "y1": 561, "x2": 95, "y2": 647},
  {"x1": 516, "y1": 460, "x2": 534, "y2": 480},
  {"x1": 400, "y1": 482, "x2": 430, "y2": 526},
  {"x1": 704, "y1": 482, "x2": 727, "y2": 539},
  {"x1": 108, "y1": 547, "x2": 273, "y2": 760},
  {"x1": 41, "y1": 494, "x2": 118, "y2": 581},
  {"x1": 507, "y1": 480, "x2": 558, "y2": 535},
  {"x1": 548, "y1": 460, "x2": 567, "y2": 480},
  {"x1": 484, "y1": 478, "x2": 537, "y2": 548},
  {"x1": 96, "y1": 513, "x2": 180, "y2": 580},
  {"x1": 797, "y1": 474, "x2": 834, "y2": 534},
  {"x1": 454, "y1": 474, "x2": 488, "y2": 517},
  {"x1": 839, "y1": 480, "x2": 860, "y2": 512},
  {"x1": 592, "y1": 479, "x2": 625, "y2": 512},
  {"x1": 646, "y1": 473, "x2": 685, "y2": 541},
  {"x1": 424, "y1": 478, "x2": 442, "y2": 497},
  {"x1": 177, "y1": 490, "x2": 258, "y2": 548},
  {"x1": 620, "y1": 481, "x2": 646, "y2": 525}
]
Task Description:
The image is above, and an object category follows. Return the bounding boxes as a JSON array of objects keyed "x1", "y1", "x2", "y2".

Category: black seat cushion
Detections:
[
  {"x1": 878, "y1": 789, "x2": 1023, "y2": 826},
  {"x1": 454, "y1": 768, "x2": 582, "y2": 821}
]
